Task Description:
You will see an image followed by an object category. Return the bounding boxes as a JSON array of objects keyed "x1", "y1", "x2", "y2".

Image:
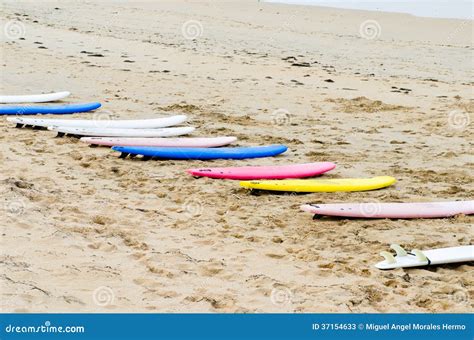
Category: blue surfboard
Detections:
[
  {"x1": 112, "y1": 145, "x2": 288, "y2": 160},
  {"x1": 0, "y1": 102, "x2": 101, "y2": 115}
]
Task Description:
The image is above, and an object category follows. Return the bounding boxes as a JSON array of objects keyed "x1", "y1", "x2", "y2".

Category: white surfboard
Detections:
[
  {"x1": 48, "y1": 126, "x2": 195, "y2": 137},
  {"x1": 0, "y1": 91, "x2": 70, "y2": 103},
  {"x1": 375, "y1": 244, "x2": 474, "y2": 270},
  {"x1": 301, "y1": 201, "x2": 474, "y2": 218},
  {"x1": 80, "y1": 136, "x2": 237, "y2": 148},
  {"x1": 8, "y1": 115, "x2": 187, "y2": 129}
]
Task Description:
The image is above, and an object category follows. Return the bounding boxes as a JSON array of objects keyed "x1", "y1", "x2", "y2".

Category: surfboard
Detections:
[
  {"x1": 112, "y1": 145, "x2": 288, "y2": 160},
  {"x1": 8, "y1": 115, "x2": 187, "y2": 129},
  {"x1": 0, "y1": 102, "x2": 101, "y2": 115},
  {"x1": 81, "y1": 136, "x2": 237, "y2": 147},
  {"x1": 49, "y1": 126, "x2": 195, "y2": 137},
  {"x1": 0, "y1": 91, "x2": 70, "y2": 103},
  {"x1": 375, "y1": 244, "x2": 474, "y2": 270},
  {"x1": 240, "y1": 176, "x2": 396, "y2": 192},
  {"x1": 301, "y1": 200, "x2": 474, "y2": 218},
  {"x1": 187, "y1": 162, "x2": 336, "y2": 180}
]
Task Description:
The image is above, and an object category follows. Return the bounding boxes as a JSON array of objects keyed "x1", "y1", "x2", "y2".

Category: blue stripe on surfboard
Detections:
[
  {"x1": 0, "y1": 102, "x2": 101, "y2": 115},
  {"x1": 112, "y1": 145, "x2": 288, "y2": 160}
]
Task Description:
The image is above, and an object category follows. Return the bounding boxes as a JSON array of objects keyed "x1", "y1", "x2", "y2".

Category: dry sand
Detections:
[{"x1": 0, "y1": 1, "x2": 472, "y2": 313}]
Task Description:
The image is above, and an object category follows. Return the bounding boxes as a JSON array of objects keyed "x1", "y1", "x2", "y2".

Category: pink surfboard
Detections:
[
  {"x1": 187, "y1": 162, "x2": 336, "y2": 180},
  {"x1": 80, "y1": 136, "x2": 237, "y2": 147},
  {"x1": 301, "y1": 200, "x2": 474, "y2": 219}
]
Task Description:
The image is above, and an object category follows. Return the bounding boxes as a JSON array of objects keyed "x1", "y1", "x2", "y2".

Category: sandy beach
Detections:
[{"x1": 0, "y1": 1, "x2": 472, "y2": 313}]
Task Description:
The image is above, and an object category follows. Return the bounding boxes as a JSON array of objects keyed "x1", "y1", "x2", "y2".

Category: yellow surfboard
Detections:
[{"x1": 239, "y1": 176, "x2": 396, "y2": 192}]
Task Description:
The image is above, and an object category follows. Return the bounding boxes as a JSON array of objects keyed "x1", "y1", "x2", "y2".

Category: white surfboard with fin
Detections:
[
  {"x1": 49, "y1": 126, "x2": 195, "y2": 137},
  {"x1": 375, "y1": 244, "x2": 474, "y2": 270},
  {"x1": 8, "y1": 115, "x2": 187, "y2": 129}
]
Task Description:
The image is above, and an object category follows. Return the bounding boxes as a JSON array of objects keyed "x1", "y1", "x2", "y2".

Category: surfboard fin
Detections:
[
  {"x1": 15, "y1": 123, "x2": 23, "y2": 129},
  {"x1": 380, "y1": 251, "x2": 396, "y2": 264},
  {"x1": 390, "y1": 244, "x2": 407, "y2": 257},
  {"x1": 412, "y1": 249, "x2": 428, "y2": 262},
  {"x1": 119, "y1": 152, "x2": 129, "y2": 159}
]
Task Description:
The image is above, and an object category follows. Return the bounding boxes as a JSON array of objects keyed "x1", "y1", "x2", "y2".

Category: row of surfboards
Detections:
[{"x1": 2, "y1": 91, "x2": 473, "y2": 269}]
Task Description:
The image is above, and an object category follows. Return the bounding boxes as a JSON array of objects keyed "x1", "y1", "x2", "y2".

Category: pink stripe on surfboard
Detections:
[
  {"x1": 301, "y1": 201, "x2": 474, "y2": 219},
  {"x1": 187, "y1": 162, "x2": 336, "y2": 180},
  {"x1": 80, "y1": 136, "x2": 237, "y2": 147}
]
